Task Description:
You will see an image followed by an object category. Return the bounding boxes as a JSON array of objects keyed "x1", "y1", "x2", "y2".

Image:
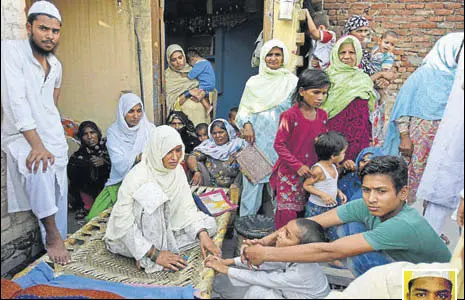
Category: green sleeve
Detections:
[
  {"x1": 336, "y1": 198, "x2": 369, "y2": 224},
  {"x1": 363, "y1": 218, "x2": 413, "y2": 251}
]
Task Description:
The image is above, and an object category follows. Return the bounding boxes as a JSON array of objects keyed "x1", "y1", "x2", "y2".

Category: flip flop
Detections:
[{"x1": 328, "y1": 262, "x2": 348, "y2": 270}]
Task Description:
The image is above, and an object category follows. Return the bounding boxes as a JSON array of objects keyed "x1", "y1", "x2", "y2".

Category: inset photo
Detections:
[{"x1": 403, "y1": 269, "x2": 457, "y2": 300}]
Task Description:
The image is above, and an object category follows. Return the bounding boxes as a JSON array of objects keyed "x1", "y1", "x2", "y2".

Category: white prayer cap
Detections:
[
  {"x1": 411, "y1": 270, "x2": 452, "y2": 282},
  {"x1": 28, "y1": 1, "x2": 62, "y2": 22}
]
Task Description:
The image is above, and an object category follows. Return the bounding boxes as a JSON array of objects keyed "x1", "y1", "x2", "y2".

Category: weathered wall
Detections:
[
  {"x1": 48, "y1": 0, "x2": 154, "y2": 133},
  {"x1": 325, "y1": 1, "x2": 464, "y2": 89},
  {"x1": 1, "y1": 0, "x2": 44, "y2": 278}
]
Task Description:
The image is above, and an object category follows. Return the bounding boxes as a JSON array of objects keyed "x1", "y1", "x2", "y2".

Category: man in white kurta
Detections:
[{"x1": 1, "y1": 1, "x2": 70, "y2": 265}]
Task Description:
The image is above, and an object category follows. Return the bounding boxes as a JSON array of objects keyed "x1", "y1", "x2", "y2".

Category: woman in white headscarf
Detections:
[
  {"x1": 165, "y1": 44, "x2": 210, "y2": 126},
  {"x1": 104, "y1": 126, "x2": 219, "y2": 273},
  {"x1": 235, "y1": 39, "x2": 298, "y2": 217},
  {"x1": 86, "y1": 93, "x2": 155, "y2": 220},
  {"x1": 383, "y1": 32, "x2": 464, "y2": 204},
  {"x1": 417, "y1": 45, "x2": 464, "y2": 237}
]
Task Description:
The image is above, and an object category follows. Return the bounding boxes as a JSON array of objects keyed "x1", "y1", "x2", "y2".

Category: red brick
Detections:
[
  {"x1": 434, "y1": 9, "x2": 455, "y2": 16},
  {"x1": 414, "y1": 10, "x2": 434, "y2": 16},
  {"x1": 445, "y1": 3, "x2": 463, "y2": 9},
  {"x1": 425, "y1": 3, "x2": 444, "y2": 9},
  {"x1": 446, "y1": 15, "x2": 464, "y2": 22},
  {"x1": 371, "y1": 4, "x2": 387, "y2": 9},
  {"x1": 387, "y1": 4, "x2": 406, "y2": 9},
  {"x1": 428, "y1": 16, "x2": 444, "y2": 22},
  {"x1": 406, "y1": 4, "x2": 425, "y2": 9},
  {"x1": 428, "y1": 29, "x2": 448, "y2": 35},
  {"x1": 457, "y1": 23, "x2": 464, "y2": 29},
  {"x1": 351, "y1": 3, "x2": 369, "y2": 9},
  {"x1": 418, "y1": 22, "x2": 438, "y2": 29},
  {"x1": 408, "y1": 16, "x2": 428, "y2": 22}
]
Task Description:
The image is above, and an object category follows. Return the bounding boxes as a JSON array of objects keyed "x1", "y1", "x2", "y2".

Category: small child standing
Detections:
[
  {"x1": 271, "y1": 69, "x2": 330, "y2": 229},
  {"x1": 304, "y1": 131, "x2": 348, "y2": 242},
  {"x1": 228, "y1": 107, "x2": 241, "y2": 136},
  {"x1": 304, "y1": 10, "x2": 337, "y2": 71},
  {"x1": 195, "y1": 123, "x2": 209, "y2": 142},
  {"x1": 205, "y1": 219, "x2": 330, "y2": 299},
  {"x1": 370, "y1": 31, "x2": 399, "y2": 147},
  {"x1": 186, "y1": 49, "x2": 216, "y2": 114}
]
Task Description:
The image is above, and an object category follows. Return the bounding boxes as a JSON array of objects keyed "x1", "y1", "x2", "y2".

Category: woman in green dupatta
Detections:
[
  {"x1": 321, "y1": 35, "x2": 376, "y2": 162},
  {"x1": 165, "y1": 44, "x2": 211, "y2": 126}
]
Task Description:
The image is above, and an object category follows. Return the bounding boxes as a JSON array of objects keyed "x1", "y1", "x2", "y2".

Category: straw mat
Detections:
[{"x1": 14, "y1": 187, "x2": 235, "y2": 299}]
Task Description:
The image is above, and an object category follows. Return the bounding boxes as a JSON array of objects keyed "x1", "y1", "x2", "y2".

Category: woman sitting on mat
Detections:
[{"x1": 104, "y1": 126, "x2": 220, "y2": 273}]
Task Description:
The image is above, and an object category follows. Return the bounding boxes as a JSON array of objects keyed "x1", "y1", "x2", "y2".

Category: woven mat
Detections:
[{"x1": 14, "y1": 205, "x2": 233, "y2": 299}]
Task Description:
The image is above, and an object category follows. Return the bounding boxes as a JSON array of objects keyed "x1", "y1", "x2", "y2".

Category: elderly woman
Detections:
[
  {"x1": 165, "y1": 44, "x2": 210, "y2": 126},
  {"x1": 68, "y1": 121, "x2": 111, "y2": 219},
  {"x1": 236, "y1": 39, "x2": 298, "y2": 217},
  {"x1": 320, "y1": 35, "x2": 377, "y2": 162},
  {"x1": 166, "y1": 110, "x2": 200, "y2": 154},
  {"x1": 104, "y1": 126, "x2": 220, "y2": 273},
  {"x1": 188, "y1": 119, "x2": 247, "y2": 188},
  {"x1": 343, "y1": 15, "x2": 395, "y2": 82},
  {"x1": 384, "y1": 32, "x2": 464, "y2": 205},
  {"x1": 343, "y1": 15, "x2": 397, "y2": 147},
  {"x1": 86, "y1": 93, "x2": 155, "y2": 221}
]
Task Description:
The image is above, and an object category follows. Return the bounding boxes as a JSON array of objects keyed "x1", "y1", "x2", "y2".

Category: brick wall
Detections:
[
  {"x1": 324, "y1": 1, "x2": 464, "y2": 89},
  {"x1": 1, "y1": 0, "x2": 44, "y2": 278}
]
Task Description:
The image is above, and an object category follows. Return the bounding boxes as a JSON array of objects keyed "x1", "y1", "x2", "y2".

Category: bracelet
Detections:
[
  {"x1": 196, "y1": 228, "x2": 207, "y2": 239},
  {"x1": 150, "y1": 247, "x2": 160, "y2": 263}
]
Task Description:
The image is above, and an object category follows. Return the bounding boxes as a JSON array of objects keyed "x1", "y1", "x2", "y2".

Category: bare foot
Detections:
[
  {"x1": 328, "y1": 259, "x2": 347, "y2": 269},
  {"x1": 46, "y1": 238, "x2": 71, "y2": 265}
]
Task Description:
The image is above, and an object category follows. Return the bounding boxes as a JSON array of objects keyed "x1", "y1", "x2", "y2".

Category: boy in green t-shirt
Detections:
[{"x1": 241, "y1": 156, "x2": 451, "y2": 277}]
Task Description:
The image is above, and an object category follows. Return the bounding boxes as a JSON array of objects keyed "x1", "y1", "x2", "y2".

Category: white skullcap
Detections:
[
  {"x1": 28, "y1": 1, "x2": 62, "y2": 22},
  {"x1": 411, "y1": 270, "x2": 452, "y2": 282}
]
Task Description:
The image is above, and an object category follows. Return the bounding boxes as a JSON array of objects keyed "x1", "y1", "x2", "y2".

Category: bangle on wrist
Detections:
[
  {"x1": 196, "y1": 228, "x2": 207, "y2": 239},
  {"x1": 150, "y1": 247, "x2": 160, "y2": 263}
]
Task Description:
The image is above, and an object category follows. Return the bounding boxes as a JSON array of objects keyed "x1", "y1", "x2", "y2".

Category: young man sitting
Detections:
[
  {"x1": 205, "y1": 219, "x2": 330, "y2": 299},
  {"x1": 242, "y1": 156, "x2": 452, "y2": 277}
]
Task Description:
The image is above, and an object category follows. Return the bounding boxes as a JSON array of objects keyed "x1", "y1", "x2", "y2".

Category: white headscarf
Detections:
[
  {"x1": 194, "y1": 119, "x2": 248, "y2": 161},
  {"x1": 28, "y1": 1, "x2": 62, "y2": 22},
  {"x1": 142, "y1": 126, "x2": 199, "y2": 231},
  {"x1": 105, "y1": 93, "x2": 155, "y2": 186},
  {"x1": 422, "y1": 32, "x2": 464, "y2": 74},
  {"x1": 105, "y1": 126, "x2": 200, "y2": 242},
  {"x1": 236, "y1": 39, "x2": 298, "y2": 116}
]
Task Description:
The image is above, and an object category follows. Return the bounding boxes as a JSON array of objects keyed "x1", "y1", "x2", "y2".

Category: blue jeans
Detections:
[
  {"x1": 305, "y1": 202, "x2": 339, "y2": 241},
  {"x1": 337, "y1": 221, "x2": 394, "y2": 277}
]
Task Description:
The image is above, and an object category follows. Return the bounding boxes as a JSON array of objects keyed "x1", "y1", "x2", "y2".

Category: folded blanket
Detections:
[{"x1": 13, "y1": 262, "x2": 196, "y2": 299}]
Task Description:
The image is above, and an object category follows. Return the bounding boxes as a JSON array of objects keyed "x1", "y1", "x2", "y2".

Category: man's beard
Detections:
[{"x1": 29, "y1": 34, "x2": 56, "y2": 56}]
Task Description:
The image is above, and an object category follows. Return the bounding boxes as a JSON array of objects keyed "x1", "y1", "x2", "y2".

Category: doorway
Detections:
[{"x1": 163, "y1": 0, "x2": 264, "y2": 120}]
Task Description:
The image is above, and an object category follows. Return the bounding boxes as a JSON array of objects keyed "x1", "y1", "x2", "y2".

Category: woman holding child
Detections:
[
  {"x1": 321, "y1": 35, "x2": 377, "y2": 162},
  {"x1": 165, "y1": 44, "x2": 211, "y2": 126},
  {"x1": 236, "y1": 39, "x2": 298, "y2": 217},
  {"x1": 104, "y1": 126, "x2": 220, "y2": 273},
  {"x1": 188, "y1": 119, "x2": 247, "y2": 189}
]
